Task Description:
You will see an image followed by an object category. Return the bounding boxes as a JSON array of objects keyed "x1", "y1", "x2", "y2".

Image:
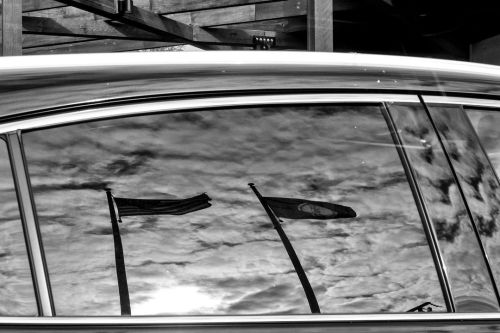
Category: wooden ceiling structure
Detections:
[
  {"x1": 1, "y1": 0, "x2": 500, "y2": 64},
  {"x1": 1, "y1": 0, "x2": 332, "y2": 55}
]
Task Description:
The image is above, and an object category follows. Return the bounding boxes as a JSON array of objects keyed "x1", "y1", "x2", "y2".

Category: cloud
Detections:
[
  {"x1": 0, "y1": 144, "x2": 38, "y2": 315},
  {"x1": 20, "y1": 105, "x2": 447, "y2": 315},
  {"x1": 227, "y1": 283, "x2": 297, "y2": 313},
  {"x1": 393, "y1": 103, "x2": 500, "y2": 310},
  {"x1": 33, "y1": 180, "x2": 109, "y2": 193}
]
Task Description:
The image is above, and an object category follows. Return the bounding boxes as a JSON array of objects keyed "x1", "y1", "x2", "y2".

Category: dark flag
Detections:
[
  {"x1": 114, "y1": 193, "x2": 212, "y2": 217},
  {"x1": 263, "y1": 197, "x2": 356, "y2": 220},
  {"x1": 105, "y1": 189, "x2": 211, "y2": 316}
]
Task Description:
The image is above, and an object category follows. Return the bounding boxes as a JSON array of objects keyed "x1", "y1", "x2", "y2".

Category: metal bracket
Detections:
[
  {"x1": 116, "y1": 0, "x2": 133, "y2": 14},
  {"x1": 253, "y1": 36, "x2": 276, "y2": 50}
]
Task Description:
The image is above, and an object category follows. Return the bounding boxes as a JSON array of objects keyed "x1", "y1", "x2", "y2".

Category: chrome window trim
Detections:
[
  {"x1": 0, "y1": 94, "x2": 419, "y2": 133},
  {"x1": 6, "y1": 132, "x2": 55, "y2": 316},
  {"x1": 1, "y1": 313, "x2": 500, "y2": 325},
  {"x1": 422, "y1": 96, "x2": 500, "y2": 108}
]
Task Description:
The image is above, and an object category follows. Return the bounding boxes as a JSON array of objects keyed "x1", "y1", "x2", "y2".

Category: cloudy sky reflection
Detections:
[
  {"x1": 23, "y1": 105, "x2": 444, "y2": 316},
  {"x1": 0, "y1": 141, "x2": 37, "y2": 316},
  {"x1": 461, "y1": 108, "x2": 500, "y2": 306},
  {"x1": 390, "y1": 103, "x2": 499, "y2": 312}
]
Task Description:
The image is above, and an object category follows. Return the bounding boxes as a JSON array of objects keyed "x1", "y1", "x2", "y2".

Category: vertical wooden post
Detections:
[
  {"x1": 0, "y1": 0, "x2": 2, "y2": 56},
  {"x1": 1, "y1": 0, "x2": 22, "y2": 56},
  {"x1": 307, "y1": 0, "x2": 333, "y2": 52},
  {"x1": 149, "y1": 0, "x2": 160, "y2": 13}
]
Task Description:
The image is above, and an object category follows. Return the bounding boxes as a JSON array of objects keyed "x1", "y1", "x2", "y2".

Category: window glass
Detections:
[
  {"x1": 0, "y1": 139, "x2": 38, "y2": 316},
  {"x1": 463, "y1": 107, "x2": 500, "y2": 300},
  {"x1": 467, "y1": 108, "x2": 500, "y2": 177},
  {"x1": 388, "y1": 103, "x2": 499, "y2": 312},
  {"x1": 23, "y1": 105, "x2": 444, "y2": 315}
]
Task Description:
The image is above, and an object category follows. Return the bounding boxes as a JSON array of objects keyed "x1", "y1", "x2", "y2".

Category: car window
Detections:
[
  {"x1": 388, "y1": 103, "x2": 500, "y2": 312},
  {"x1": 22, "y1": 104, "x2": 444, "y2": 316},
  {"x1": 0, "y1": 138, "x2": 38, "y2": 316},
  {"x1": 462, "y1": 107, "x2": 500, "y2": 302},
  {"x1": 467, "y1": 108, "x2": 500, "y2": 177}
]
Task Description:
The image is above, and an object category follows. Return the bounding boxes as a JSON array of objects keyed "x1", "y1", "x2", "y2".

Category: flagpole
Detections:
[
  {"x1": 248, "y1": 183, "x2": 320, "y2": 314},
  {"x1": 105, "y1": 188, "x2": 131, "y2": 316}
]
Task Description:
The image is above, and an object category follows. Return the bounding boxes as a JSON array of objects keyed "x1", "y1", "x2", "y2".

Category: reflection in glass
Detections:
[
  {"x1": 0, "y1": 139, "x2": 38, "y2": 316},
  {"x1": 23, "y1": 105, "x2": 444, "y2": 315},
  {"x1": 467, "y1": 108, "x2": 500, "y2": 179},
  {"x1": 458, "y1": 107, "x2": 500, "y2": 307},
  {"x1": 388, "y1": 103, "x2": 499, "y2": 312}
]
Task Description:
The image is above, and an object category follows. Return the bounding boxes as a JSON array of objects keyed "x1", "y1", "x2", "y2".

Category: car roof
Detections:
[{"x1": 1, "y1": 51, "x2": 500, "y2": 118}]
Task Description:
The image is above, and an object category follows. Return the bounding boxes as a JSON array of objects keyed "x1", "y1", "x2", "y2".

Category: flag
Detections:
[
  {"x1": 113, "y1": 193, "x2": 211, "y2": 217},
  {"x1": 263, "y1": 197, "x2": 356, "y2": 220}
]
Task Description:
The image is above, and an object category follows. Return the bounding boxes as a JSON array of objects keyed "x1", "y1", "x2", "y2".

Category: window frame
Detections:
[
  {"x1": 4, "y1": 92, "x2": 499, "y2": 322},
  {"x1": 4, "y1": 132, "x2": 54, "y2": 316}
]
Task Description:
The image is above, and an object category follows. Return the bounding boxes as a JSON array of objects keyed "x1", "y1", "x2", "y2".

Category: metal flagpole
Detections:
[
  {"x1": 105, "y1": 188, "x2": 131, "y2": 316},
  {"x1": 248, "y1": 183, "x2": 320, "y2": 313}
]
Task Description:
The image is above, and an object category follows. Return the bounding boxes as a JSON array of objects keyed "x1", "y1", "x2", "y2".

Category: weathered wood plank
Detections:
[
  {"x1": 307, "y1": 0, "x2": 333, "y2": 51},
  {"x1": 152, "y1": 0, "x2": 278, "y2": 14},
  {"x1": 167, "y1": 6, "x2": 255, "y2": 26},
  {"x1": 23, "y1": 16, "x2": 165, "y2": 41},
  {"x1": 0, "y1": 1, "x2": 2, "y2": 56},
  {"x1": 22, "y1": 0, "x2": 280, "y2": 14},
  {"x1": 23, "y1": 34, "x2": 97, "y2": 48},
  {"x1": 23, "y1": 0, "x2": 65, "y2": 13},
  {"x1": 216, "y1": 17, "x2": 306, "y2": 33},
  {"x1": 55, "y1": 0, "x2": 194, "y2": 42},
  {"x1": 201, "y1": 44, "x2": 252, "y2": 50},
  {"x1": 23, "y1": 0, "x2": 305, "y2": 50},
  {"x1": 23, "y1": 16, "x2": 303, "y2": 49},
  {"x1": 167, "y1": 0, "x2": 306, "y2": 27},
  {"x1": 255, "y1": 0, "x2": 306, "y2": 21},
  {"x1": 2, "y1": 0, "x2": 23, "y2": 55},
  {"x1": 23, "y1": 39, "x2": 180, "y2": 55},
  {"x1": 202, "y1": 0, "x2": 359, "y2": 29},
  {"x1": 194, "y1": 26, "x2": 304, "y2": 49}
]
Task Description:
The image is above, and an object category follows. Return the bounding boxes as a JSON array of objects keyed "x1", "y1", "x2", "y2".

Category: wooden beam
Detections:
[
  {"x1": 54, "y1": 0, "x2": 193, "y2": 42},
  {"x1": 168, "y1": 0, "x2": 367, "y2": 26},
  {"x1": 26, "y1": 0, "x2": 304, "y2": 49},
  {"x1": 307, "y1": 0, "x2": 333, "y2": 51},
  {"x1": 23, "y1": 34, "x2": 97, "y2": 48},
  {"x1": 23, "y1": 16, "x2": 303, "y2": 49},
  {"x1": 194, "y1": 26, "x2": 304, "y2": 49},
  {"x1": 200, "y1": 44, "x2": 252, "y2": 50},
  {"x1": 2, "y1": 0, "x2": 23, "y2": 55},
  {"x1": 23, "y1": 39, "x2": 180, "y2": 55},
  {"x1": 23, "y1": 0, "x2": 65, "y2": 12},
  {"x1": 23, "y1": 16, "x2": 165, "y2": 41},
  {"x1": 217, "y1": 17, "x2": 306, "y2": 33},
  {"x1": 22, "y1": 0, "x2": 280, "y2": 14},
  {"x1": 255, "y1": 0, "x2": 306, "y2": 21},
  {"x1": 151, "y1": 0, "x2": 279, "y2": 14},
  {"x1": 207, "y1": 0, "x2": 366, "y2": 32},
  {"x1": 167, "y1": 0, "x2": 306, "y2": 27}
]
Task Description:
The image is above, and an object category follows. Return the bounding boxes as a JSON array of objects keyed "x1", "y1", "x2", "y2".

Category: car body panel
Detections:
[{"x1": 1, "y1": 52, "x2": 500, "y2": 119}]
